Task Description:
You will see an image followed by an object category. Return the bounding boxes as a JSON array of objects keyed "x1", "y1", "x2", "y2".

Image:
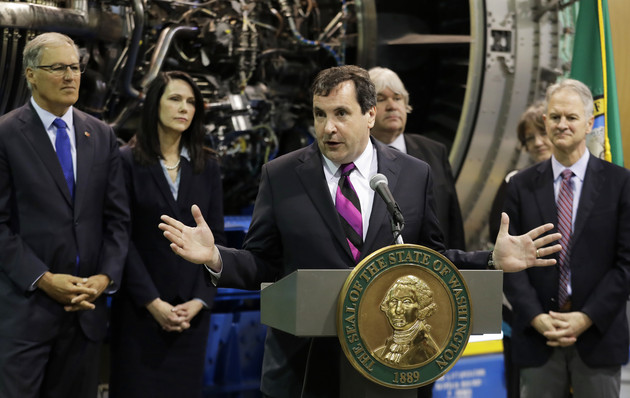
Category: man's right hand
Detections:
[
  {"x1": 531, "y1": 312, "x2": 578, "y2": 347},
  {"x1": 36, "y1": 272, "x2": 98, "y2": 311},
  {"x1": 531, "y1": 313, "x2": 556, "y2": 336},
  {"x1": 159, "y1": 204, "x2": 221, "y2": 271}
]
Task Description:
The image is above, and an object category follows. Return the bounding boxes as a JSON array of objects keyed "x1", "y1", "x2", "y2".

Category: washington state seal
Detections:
[{"x1": 337, "y1": 244, "x2": 472, "y2": 389}]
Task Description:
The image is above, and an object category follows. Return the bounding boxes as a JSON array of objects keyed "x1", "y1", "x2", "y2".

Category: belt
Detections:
[{"x1": 558, "y1": 297, "x2": 572, "y2": 312}]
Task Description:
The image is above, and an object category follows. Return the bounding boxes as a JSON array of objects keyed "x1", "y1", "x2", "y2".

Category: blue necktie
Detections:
[
  {"x1": 53, "y1": 118, "x2": 75, "y2": 199},
  {"x1": 53, "y1": 118, "x2": 80, "y2": 274}
]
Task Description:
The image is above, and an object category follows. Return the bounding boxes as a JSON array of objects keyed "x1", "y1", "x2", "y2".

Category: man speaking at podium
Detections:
[{"x1": 160, "y1": 65, "x2": 561, "y2": 398}]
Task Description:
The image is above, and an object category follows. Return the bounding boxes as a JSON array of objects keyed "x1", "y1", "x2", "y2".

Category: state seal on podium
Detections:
[{"x1": 337, "y1": 244, "x2": 472, "y2": 389}]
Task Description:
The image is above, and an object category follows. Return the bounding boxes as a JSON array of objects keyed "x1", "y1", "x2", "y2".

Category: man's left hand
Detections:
[
  {"x1": 64, "y1": 274, "x2": 110, "y2": 312},
  {"x1": 543, "y1": 311, "x2": 593, "y2": 347},
  {"x1": 493, "y1": 212, "x2": 562, "y2": 272}
]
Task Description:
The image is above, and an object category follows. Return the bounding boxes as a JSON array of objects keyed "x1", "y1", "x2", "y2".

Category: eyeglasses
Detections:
[{"x1": 35, "y1": 63, "x2": 85, "y2": 76}]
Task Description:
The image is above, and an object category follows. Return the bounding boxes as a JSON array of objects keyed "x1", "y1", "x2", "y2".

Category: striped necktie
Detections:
[
  {"x1": 557, "y1": 169, "x2": 573, "y2": 309},
  {"x1": 53, "y1": 118, "x2": 75, "y2": 199},
  {"x1": 336, "y1": 163, "x2": 363, "y2": 263}
]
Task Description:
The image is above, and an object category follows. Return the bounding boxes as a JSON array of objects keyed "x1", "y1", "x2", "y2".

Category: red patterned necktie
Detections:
[
  {"x1": 557, "y1": 169, "x2": 573, "y2": 308},
  {"x1": 336, "y1": 163, "x2": 363, "y2": 263}
]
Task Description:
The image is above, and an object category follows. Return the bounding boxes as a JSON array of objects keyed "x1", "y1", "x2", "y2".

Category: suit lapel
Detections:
[
  {"x1": 295, "y1": 143, "x2": 352, "y2": 260},
  {"x1": 149, "y1": 163, "x2": 180, "y2": 216},
  {"x1": 572, "y1": 156, "x2": 603, "y2": 243},
  {"x1": 20, "y1": 104, "x2": 73, "y2": 206},
  {"x1": 534, "y1": 160, "x2": 557, "y2": 226},
  {"x1": 404, "y1": 135, "x2": 422, "y2": 159},
  {"x1": 74, "y1": 110, "x2": 94, "y2": 210},
  {"x1": 175, "y1": 158, "x2": 193, "y2": 218}
]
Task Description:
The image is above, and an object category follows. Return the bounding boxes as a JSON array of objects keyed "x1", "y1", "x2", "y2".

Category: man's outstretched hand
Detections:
[
  {"x1": 159, "y1": 205, "x2": 221, "y2": 271},
  {"x1": 493, "y1": 212, "x2": 562, "y2": 272}
]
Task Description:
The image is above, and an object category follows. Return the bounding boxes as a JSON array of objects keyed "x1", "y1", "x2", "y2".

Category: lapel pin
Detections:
[{"x1": 84, "y1": 131, "x2": 90, "y2": 137}]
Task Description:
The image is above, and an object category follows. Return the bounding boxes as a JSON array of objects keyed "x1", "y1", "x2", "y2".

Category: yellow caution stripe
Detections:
[{"x1": 462, "y1": 339, "x2": 503, "y2": 356}]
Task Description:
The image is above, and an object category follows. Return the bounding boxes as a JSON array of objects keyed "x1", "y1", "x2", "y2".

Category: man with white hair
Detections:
[
  {"x1": 503, "y1": 79, "x2": 630, "y2": 397},
  {"x1": 368, "y1": 67, "x2": 465, "y2": 250}
]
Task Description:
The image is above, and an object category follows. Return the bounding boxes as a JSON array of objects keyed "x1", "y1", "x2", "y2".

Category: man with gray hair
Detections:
[
  {"x1": 503, "y1": 78, "x2": 630, "y2": 397},
  {"x1": 368, "y1": 67, "x2": 465, "y2": 250},
  {"x1": 0, "y1": 32, "x2": 129, "y2": 397}
]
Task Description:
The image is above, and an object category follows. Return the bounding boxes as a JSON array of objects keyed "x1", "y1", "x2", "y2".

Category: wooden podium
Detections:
[{"x1": 260, "y1": 268, "x2": 503, "y2": 397}]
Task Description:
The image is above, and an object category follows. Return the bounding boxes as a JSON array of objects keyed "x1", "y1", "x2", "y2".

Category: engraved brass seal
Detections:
[{"x1": 337, "y1": 244, "x2": 472, "y2": 389}]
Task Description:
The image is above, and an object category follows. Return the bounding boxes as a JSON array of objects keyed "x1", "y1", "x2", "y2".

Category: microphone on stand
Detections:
[{"x1": 369, "y1": 173, "x2": 404, "y2": 244}]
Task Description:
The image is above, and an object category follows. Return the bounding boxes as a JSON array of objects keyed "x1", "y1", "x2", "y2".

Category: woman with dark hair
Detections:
[{"x1": 109, "y1": 71, "x2": 226, "y2": 398}]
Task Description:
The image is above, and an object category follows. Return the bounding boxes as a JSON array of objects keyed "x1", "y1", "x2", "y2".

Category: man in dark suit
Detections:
[
  {"x1": 503, "y1": 79, "x2": 630, "y2": 397},
  {"x1": 160, "y1": 65, "x2": 561, "y2": 398},
  {"x1": 368, "y1": 67, "x2": 465, "y2": 250},
  {"x1": 0, "y1": 32, "x2": 129, "y2": 397}
]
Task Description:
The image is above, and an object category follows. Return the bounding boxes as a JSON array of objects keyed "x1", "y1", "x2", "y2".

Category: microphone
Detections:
[{"x1": 369, "y1": 174, "x2": 405, "y2": 226}]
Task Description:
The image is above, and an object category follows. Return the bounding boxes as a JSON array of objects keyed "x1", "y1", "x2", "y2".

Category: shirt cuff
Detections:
[
  {"x1": 204, "y1": 251, "x2": 224, "y2": 286},
  {"x1": 194, "y1": 298, "x2": 209, "y2": 309},
  {"x1": 31, "y1": 271, "x2": 47, "y2": 291}
]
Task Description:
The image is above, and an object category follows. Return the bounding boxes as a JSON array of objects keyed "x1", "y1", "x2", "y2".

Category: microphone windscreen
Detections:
[{"x1": 369, "y1": 173, "x2": 388, "y2": 191}]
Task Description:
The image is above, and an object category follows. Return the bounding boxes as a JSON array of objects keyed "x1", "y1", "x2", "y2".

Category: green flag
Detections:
[{"x1": 570, "y1": 0, "x2": 623, "y2": 166}]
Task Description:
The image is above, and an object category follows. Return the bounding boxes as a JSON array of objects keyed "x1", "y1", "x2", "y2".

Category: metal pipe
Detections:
[
  {"x1": 121, "y1": 0, "x2": 144, "y2": 99},
  {"x1": 0, "y1": 1, "x2": 123, "y2": 41},
  {"x1": 139, "y1": 25, "x2": 199, "y2": 90},
  {"x1": 0, "y1": 2, "x2": 88, "y2": 32}
]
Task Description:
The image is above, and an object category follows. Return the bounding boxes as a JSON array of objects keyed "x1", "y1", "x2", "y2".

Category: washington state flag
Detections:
[{"x1": 570, "y1": 0, "x2": 623, "y2": 166}]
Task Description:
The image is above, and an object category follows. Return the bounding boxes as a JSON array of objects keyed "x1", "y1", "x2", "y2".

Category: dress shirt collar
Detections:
[
  {"x1": 30, "y1": 96, "x2": 74, "y2": 132},
  {"x1": 388, "y1": 133, "x2": 407, "y2": 153},
  {"x1": 551, "y1": 150, "x2": 590, "y2": 183},
  {"x1": 322, "y1": 138, "x2": 375, "y2": 179},
  {"x1": 180, "y1": 145, "x2": 191, "y2": 161}
]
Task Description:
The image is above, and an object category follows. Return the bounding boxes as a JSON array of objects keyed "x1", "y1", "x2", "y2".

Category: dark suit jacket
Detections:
[
  {"x1": 503, "y1": 155, "x2": 630, "y2": 368},
  {"x1": 109, "y1": 147, "x2": 226, "y2": 397},
  {"x1": 117, "y1": 146, "x2": 226, "y2": 307},
  {"x1": 0, "y1": 103, "x2": 130, "y2": 342},
  {"x1": 217, "y1": 138, "x2": 487, "y2": 397},
  {"x1": 405, "y1": 134, "x2": 466, "y2": 249}
]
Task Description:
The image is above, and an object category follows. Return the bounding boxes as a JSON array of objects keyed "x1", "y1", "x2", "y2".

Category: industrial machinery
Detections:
[{"x1": 0, "y1": 0, "x2": 569, "y2": 248}]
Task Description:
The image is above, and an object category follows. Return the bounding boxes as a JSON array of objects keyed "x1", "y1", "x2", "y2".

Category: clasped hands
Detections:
[
  {"x1": 531, "y1": 311, "x2": 593, "y2": 347},
  {"x1": 37, "y1": 272, "x2": 110, "y2": 311},
  {"x1": 146, "y1": 298, "x2": 204, "y2": 332}
]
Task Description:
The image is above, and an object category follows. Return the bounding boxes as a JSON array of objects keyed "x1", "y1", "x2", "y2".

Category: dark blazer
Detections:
[
  {"x1": 109, "y1": 147, "x2": 226, "y2": 398},
  {"x1": 217, "y1": 138, "x2": 488, "y2": 397},
  {"x1": 0, "y1": 102, "x2": 129, "y2": 342},
  {"x1": 405, "y1": 133, "x2": 466, "y2": 249},
  {"x1": 503, "y1": 155, "x2": 630, "y2": 368},
  {"x1": 116, "y1": 146, "x2": 226, "y2": 307}
]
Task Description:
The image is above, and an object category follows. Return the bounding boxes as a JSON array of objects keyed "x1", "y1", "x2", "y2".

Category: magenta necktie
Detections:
[
  {"x1": 557, "y1": 169, "x2": 573, "y2": 308},
  {"x1": 336, "y1": 163, "x2": 363, "y2": 263}
]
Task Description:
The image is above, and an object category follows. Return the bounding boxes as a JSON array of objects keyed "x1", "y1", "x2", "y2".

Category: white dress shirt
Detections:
[
  {"x1": 31, "y1": 97, "x2": 77, "y2": 181},
  {"x1": 321, "y1": 139, "x2": 378, "y2": 240}
]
